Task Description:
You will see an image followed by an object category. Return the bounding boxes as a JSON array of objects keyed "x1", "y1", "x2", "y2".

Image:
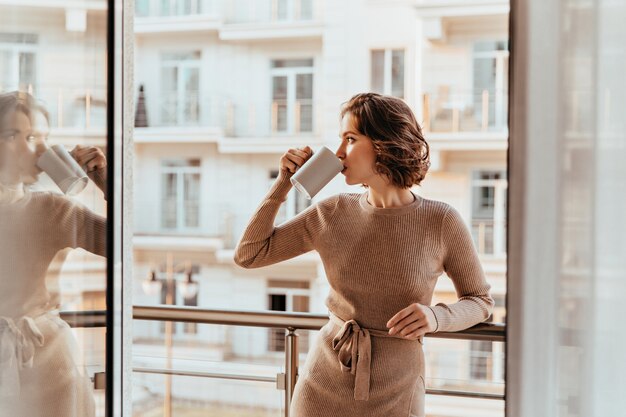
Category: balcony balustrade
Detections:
[
  {"x1": 62, "y1": 306, "x2": 505, "y2": 417},
  {"x1": 423, "y1": 89, "x2": 508, "y2": 133}
]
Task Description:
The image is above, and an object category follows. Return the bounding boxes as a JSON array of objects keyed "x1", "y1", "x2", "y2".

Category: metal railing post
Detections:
[{"x1": 284, "y1": 327, "x2": 299, "y2": 417}]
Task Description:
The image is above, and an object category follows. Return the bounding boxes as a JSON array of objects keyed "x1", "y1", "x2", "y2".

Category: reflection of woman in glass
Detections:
[
  {"x1": 0, "y1": 91, "x2": 106, "y2": 417},
  {"x1": 235, "y1": 93, "x2": 494, "y2": 417}
]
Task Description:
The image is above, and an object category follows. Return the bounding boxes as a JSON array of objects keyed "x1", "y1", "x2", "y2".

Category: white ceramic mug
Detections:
[
  {"x1": 36, "y1": 145, "x2": 88, "y2": 196},
  {"x1": 290, "y1": 146, "x2": 343, "y2": 199}
]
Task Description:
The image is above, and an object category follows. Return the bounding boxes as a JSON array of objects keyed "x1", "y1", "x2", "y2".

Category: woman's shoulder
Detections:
[
  {"x1": 325, "y1": 192, "x2": 362, "y2": 210},
  {"x1": 415, "y1": 195, "x2": 455, "y2": 214},
  {"x1": 28, "y1": 191, "x2": 86, "y2": 214},
  {"x1": 308, "y1": 193, "x2": 360, "y2": 218}
]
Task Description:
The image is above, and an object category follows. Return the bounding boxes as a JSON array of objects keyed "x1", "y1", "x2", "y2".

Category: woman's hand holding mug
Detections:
[
  {"x1": 71, "y1": 145, "x2": 106, "y2": 173},
  {"x1": 279, "y1": 146, "x2": 313, "y2": 177}
]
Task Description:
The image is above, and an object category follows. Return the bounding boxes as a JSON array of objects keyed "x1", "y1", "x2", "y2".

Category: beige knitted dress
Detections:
[
  {"x1": 234, "y1": 175, "x2": 494, "y2": 417},
  {"x1": 0, "y1": 169, "x2": 106, "y2": 417}
]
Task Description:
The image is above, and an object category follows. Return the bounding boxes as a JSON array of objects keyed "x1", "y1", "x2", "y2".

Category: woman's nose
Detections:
[
  {"x1": 335, "y1": 145, "x2": 345, "y2": 160},
  {"x1": 34, "y1": 141, "x2": 48, "y2": 157}
]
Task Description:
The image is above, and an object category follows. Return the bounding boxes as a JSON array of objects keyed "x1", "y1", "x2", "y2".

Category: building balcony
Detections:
[
  {"x1": 19, "y1": 84, "x2": 108, "y2": 146},
  {"x1": 122, "y1": 306, "x2": 506, "y2": 415},
  {"x1": 416, "y1": 0, "x2": 510, "y2": 18},
  {"x1": 223, "y1": 0, "x2": 319, "y2": 24},
  {"x1": 136, "y1": 94, "x2": 322, "y2": 150},
  {"x1": 133, "y1": 0, "x2": 323, "y2": 39},
  {"x1": 133, "y1": 234, "x2": 224, "y2": 252},
  {"x1": 0, "y1": 0, "x2": 106, "y2": 11},
  {"x1": 220, "y1": 0, "x2": 323, "y2": 41},
  {"x1": 417, "y1": 1, "x2": 509, "y2": 44},
  {"x1": 422, "y1": 90, "x2": 508, "y2": 151},
  {"x1": 135, "y1": 0, "x2": 218, "y2": 18},
  {"x1": 134, "y1": 0, "x2": 220, "y2": 34},
  {"x1": 219, "y1": 21, "x2": 324, "y2": 42}
]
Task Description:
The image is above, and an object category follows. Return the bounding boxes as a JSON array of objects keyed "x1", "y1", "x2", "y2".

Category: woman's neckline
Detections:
[{"x1": 359, "y1": 190, "x2": 422, "y2": 216}]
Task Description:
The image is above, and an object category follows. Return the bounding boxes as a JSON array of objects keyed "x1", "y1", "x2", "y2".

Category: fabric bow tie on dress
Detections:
[
  {"x1": 331, "y1": 317, "x2": 373, "y2": 401},
  {"x1": 329, "y1": 312, "x2": 409, "y2": 401},
  {"x1": 0, "y1": 316, "x2": 45, "y2": 397}
]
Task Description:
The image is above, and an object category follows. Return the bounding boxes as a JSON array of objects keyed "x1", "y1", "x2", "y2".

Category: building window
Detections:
[
  {"x1": 161, "y1": 159, "x2": 201, "y2": 231},
  {"x1": 0, "y1": 33, "x2": 38, "y2": 92},
  {"x1": 269, "y1": 170, "x2": 311, "y2": 225},
  {"x1": 267, "y1": 279, "x2": 310, "y2": 352},
  {"x1": 471, "y1": 170, "x2": 507, "y2": 256},
  {"x1": 161, "y1": 51, "x2": 200, "y2": 126},
  {"x1": 473, "y1": 40, "x2": 509, "y2": 130},
  {"x1": 370, "y1": 49, "x2": 405, "y2": 98},
  {"x1": 271, "y1": 58, "x2": 314, "y2": 134},
  {"x1": 272, "y1": 0, "x2": 313, "y2": 21}
]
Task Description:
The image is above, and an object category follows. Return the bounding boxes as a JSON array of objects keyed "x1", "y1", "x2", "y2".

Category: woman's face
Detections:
[
  {"x1": 336, "y1": 112, "x2": 380, "y2": 186},
  {"x1": 0, "y1": 110, "x2": 47, "y2": 184}
]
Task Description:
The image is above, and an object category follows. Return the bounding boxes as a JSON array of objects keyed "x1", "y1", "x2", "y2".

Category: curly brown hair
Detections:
[
  {"x1": 340, "y1": 92, "x2": 430, "y2": 188},
  {"x1": 0, "y1": 91, "x2": 35, "y2": 130}
]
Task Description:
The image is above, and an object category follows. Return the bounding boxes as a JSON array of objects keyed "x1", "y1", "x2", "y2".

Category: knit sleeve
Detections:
[
  {"x1": 426, "y1": 206, "x2": 494, "y2": 332},
  {"x1": 53, "y1": 195, "x2": 107, "y2": 257},
  {"x1": 233, "y1": 176, "x2": 340, "y2": 269}
]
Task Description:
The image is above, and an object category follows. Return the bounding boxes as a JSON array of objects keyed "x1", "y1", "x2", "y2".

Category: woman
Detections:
[
  {"x1": 234, "y1": 93, "x2": 494, "y2": 417},
  {"x1": 0, "y1": 91, "x2": 106, "y2": 417}
]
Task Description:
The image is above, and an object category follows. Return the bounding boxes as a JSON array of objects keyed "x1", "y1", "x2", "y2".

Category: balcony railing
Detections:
[
  {"x1": 135, "y1": 0, "x2": 218, "y2": 18},
  {"x1": 472, "y1": 219, "x2": 507, "y2": 256},
  {"x1": 141, "y1": 95, "x2": 315, "y2": 136},
  {"x1": 62, "y1": 306, "x2": 505, "y2": 417},
  {"x1": 224, "y1": 0, "x2": 316, "y2": 24},
  {"x1": 423, "y1": 89, "x2": 508, "y2": 133},
  {"x1": 18, "y1": 84, "x2": 107, "y2": 130}
]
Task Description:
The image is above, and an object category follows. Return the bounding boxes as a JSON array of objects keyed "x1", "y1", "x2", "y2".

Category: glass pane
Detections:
[
  {"x1": 473, "y1": 57, "x2": 497, "y2": 125},
  {"x1": 182, "y1": 67, "x2": 199, "y2": 124},
  {"x1": 391, "y1": 49, "x2": 405, "y2": 98},
  {"x1": 272, "y1": 76, "x2": 288, "y2": 132},
  {"x1": 271, "y1": 59, "x2": 313, "y2": 68},
  {"x1": 160, "y1": 0, "x2": 174, "y2": 16},
  {"x1": 272, "y1": 76, "x2": 287, "y2": 100},
  {"x1": 161, "y1": 173, "x2": 178, "y2": 228},
  {"x1": 0, "y1": 50, "x2": 13, "y2": 88},
  {"x1": 183, "y1": 173, "x2": 200, "y2": 228},
  {"x1": 0, "y1": 3, "x2": 110, "y2": 417},
  {"x1": 300, "y1": 0, "x2": 314, "y2": 20},
  {"x1": 296, "y1": 73, "x2": 312, "y2": 99},
  {"x1": 19, "y1": 52, "x2": 36, "y2": 91},
  {"x1": 276, "y1": 104, "x2": 288, "y2": 132},
  {"x1": 276, "y1": 0, "x2": 288, "y2": 20},
  {"x1": 135, "y1": 0, "x2": 150, "y2": 17},
  {"x1": 371, "y1": 50, "x2": 385, "y2": 93},
  {"x1": 161, "y1": 66, "x2": 178, "y2": 125}
]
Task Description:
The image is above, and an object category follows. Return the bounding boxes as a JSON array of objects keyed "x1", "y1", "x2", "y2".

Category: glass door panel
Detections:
[{"x1": 0, "y1": 1, "x2": 116, "y2": 416}]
